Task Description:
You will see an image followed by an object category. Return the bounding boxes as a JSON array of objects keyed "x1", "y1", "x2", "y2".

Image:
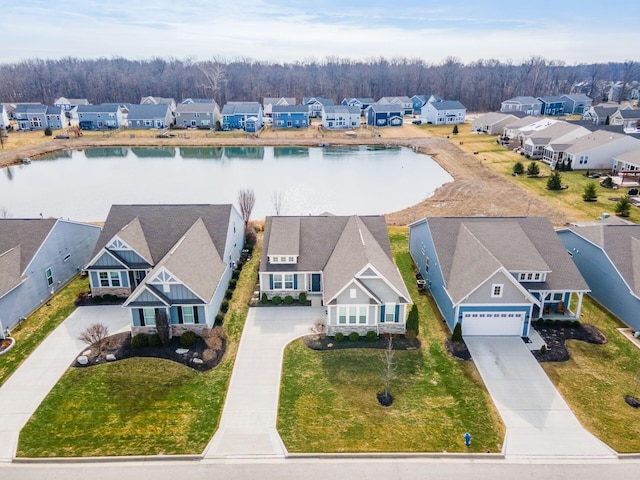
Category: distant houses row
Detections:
[{"x1": 0, "y1": 94, "x2": 468, "y2": 133}]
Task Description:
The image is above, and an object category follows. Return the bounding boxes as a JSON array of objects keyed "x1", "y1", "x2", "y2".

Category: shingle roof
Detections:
[
  {"x1": 323, "y1": 105, "x2": 361, "y2": 115},
  {"x1": 175, "y1": 103, "x2": 219, "y2": 114},
  {"x1": 369, "y1": 104, "x2": 403, "y2": 113},
  {"x1": 302, "y1": 97, "x2": 334, "y2": 106},
  {"x1": 222, "y1": 102, "x2": 262, "y2": 115},
  {"x1": 263, "y1": 97, "x2": 296, "y2": 106},
  {"x1": 181, "y1": 98, "x2": 217, "y2": 104},
  {"x1": 424, "y1": 217, "x2": 588, "y2": 303},
  {"x1": 13, "y1": 104, "x2": 46, "y2": 114},
  {"x1": 538, "y1": 96, "x2": 564, "y2": 103},
  {"x1": 77, "y1": 104, "x2": 120, "y2": 114},
  {"x1": 266, "y1": 217, "x2": 300, "y2": 256},
  {"x1": 45, "y1": 106, "x2": 62, "y2": 115},
  {"x1": 473, "y1": 112, "x2": 517, "y2": 125},
  {"x1": 564, "y1": 130, "x2": 630, "y2": 153},
  {"x1": 618, "y1": 109, "x2": 640, "y2": 119},
  {"x1": 140, "y1": 96, "x2": 175, "y2": 105},
  {"x1": 127, "y1": 104, "x2": 171, "y2": 120},
  {"x1": 429, "y1": 100, "x2": 466, "y2": 111},
  {"x1": 272, "y1": 105, "x2": 309, "y2": 114},
  {"x1": 562, "y1": 94, "x2": 592, "y2": 102},
  {"x1": 503, "y1": 96, "x2": 541, "y2": 105}
]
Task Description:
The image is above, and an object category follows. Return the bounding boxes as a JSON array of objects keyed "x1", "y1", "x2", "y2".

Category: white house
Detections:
[
  {"x1": 420, "y1": 100, "x2": 466, "y2": 125},
  {"x1": 563, "y1": 131, "x2": 640, "y2": 170},
  {"x1": 321, "y1": 105, "x2": 361, "y2": 129}
]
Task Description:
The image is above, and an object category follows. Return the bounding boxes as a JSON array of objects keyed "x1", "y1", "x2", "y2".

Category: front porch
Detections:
[{"x1": 531, "y1": 290, "x2": 585, "y2": 320}]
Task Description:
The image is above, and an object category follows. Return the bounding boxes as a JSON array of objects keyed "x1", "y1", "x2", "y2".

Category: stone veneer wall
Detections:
[
  {"x1": 327, "y1": 323, "x2": 406, "y2": 337},
  {"x1": 92, "y1": 287, "x2": 131, "y2": 298}
]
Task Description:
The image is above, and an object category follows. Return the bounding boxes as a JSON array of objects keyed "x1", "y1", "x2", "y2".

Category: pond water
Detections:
[{"x1": 0, "y1": 146, "x2": 452, "y2": 222}]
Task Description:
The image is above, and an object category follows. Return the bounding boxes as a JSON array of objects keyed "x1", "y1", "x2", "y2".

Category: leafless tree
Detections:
[
  {"x1": 272, "y1": 191, "x2": 284, "y2": 216},
  {"x1": 155, "y1": 309, "x2": 171, "y2": 346},
  {"x1": 0, "y1": 206, "x2": 10, "y2": 218},
  {"x1": 237, "y1": 188, "x2": 255, "y2": 225},
  {"x1": 619, "y1": 60, "x2": 639, "y2": 104},
  {"x1": 380, "y1": 334, "x2": 396, "y2": 405},
  {"x1": 78, "y1": 323, "x2": 109, "y2": 353},
  {"x1": 310, "y1": 320, "x2": 326, "y2": 337}
]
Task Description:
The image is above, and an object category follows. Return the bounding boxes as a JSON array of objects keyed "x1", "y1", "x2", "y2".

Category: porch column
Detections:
[{"x1": 575, "y1": 292, "x2": 584, "y2": 320}]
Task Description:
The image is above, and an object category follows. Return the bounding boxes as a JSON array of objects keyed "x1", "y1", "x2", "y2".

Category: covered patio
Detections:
[{"x1": 531, "y1": 290, "x2": 585, "y2": 320}]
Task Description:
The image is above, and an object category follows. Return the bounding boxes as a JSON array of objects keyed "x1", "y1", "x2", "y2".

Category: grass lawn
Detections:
[
  {"x1": 418, "y1": 122, "x2": 640, "y2": 224},
  {"x1": 277, "y1": 227, "x2": 504, "y2": 453},
  {"x1": 0, "y1": 275, "x2": 89, "y2": 387},
  {"x1": 17, "y1": 245, "x2": 259, "y2": 457},
  {"x1": 540, "y1": 297, "x2": 640, "y2": 453}
]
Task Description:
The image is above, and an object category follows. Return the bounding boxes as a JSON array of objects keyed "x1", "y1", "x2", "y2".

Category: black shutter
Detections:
[
  {"x1": 178, "y1": 307, "x2": 184, "y2": 324},
  {"x1": 194, "y1": 307, "x2": 199, "y2": 324},
  {"x1": 138, "y1": 309, "x2": 145, "y2": 327}
]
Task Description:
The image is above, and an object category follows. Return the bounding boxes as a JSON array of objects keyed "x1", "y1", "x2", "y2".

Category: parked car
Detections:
[
  {"x1": 412, "y1": 119, "x2": 422, "y2": 125},
  {"x1": 628, "y1": 188, "x2": 639, "y2": 196}
]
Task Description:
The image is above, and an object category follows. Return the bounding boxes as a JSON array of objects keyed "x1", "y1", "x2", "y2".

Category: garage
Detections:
[{"x1": 461, "y1": 311, "x2": 524, "y2": 336}]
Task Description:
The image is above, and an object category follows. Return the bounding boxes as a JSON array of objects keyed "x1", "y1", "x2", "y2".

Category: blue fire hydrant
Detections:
[{"x1": 464, "y1": 432, "x2": 471, "y2": 447}]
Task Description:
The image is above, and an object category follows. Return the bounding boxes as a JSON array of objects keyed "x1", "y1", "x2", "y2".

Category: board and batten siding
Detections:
[{"x1": 463, "y1": 270, "x2": 531, "y2": 304}]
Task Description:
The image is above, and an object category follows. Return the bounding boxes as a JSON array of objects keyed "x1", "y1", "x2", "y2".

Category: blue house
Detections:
[
  {"x1": 272, "y1": 105, "x2": 309, "y2": 129},
  {"x1": 411, "y1": 94, "x2": 442, "y2": 113},
  {"x1": 561, "y1": 94, "x2": 592, "y2": 115},
  {"x1": 538, "y1": 96, "x2": 565, "y2": 116},
  {"x1": 341, "y1": 97, "x2": 374, "y2": 115},
  {"x1": 557, "y1": 222, "x2": 640, "y2": 331},
  {"x1": 14, "y1": 104, "x2": 47, "y2": 131},
  {"x1": 408, "y1": 217, "x2": 589, "y2": 336},
  {"x1": 77, "y1": 104, "x2": 125, "y2": 129},
  {"x1": 85, "y1": 205, "x2": 244, "y2": 336},
  {"x1": 221, "y1": 102, "x2": 264, "y2": 131},
  {"x1": 366, "y1": 104, "x2": 403, "y2": 127},
  {"x1": 45, "y1": 105, "x2": 68, "y2": 129},
  {"x1": 0, "y1": 218, "x2": 101, "y2": 334}
]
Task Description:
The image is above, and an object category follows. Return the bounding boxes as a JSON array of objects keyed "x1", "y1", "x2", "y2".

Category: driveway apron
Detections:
[
  {"x1": 464, "y1": 336, "x2": 616, "y2": 458},
  {"x1": 204, "y1": 306, "x2": 324, "y2": 458},
  {"x1": 0, "y1": 306, "x2": 131, "y2": 462}
]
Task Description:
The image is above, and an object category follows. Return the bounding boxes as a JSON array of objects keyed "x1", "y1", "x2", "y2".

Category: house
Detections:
[
  {"x1": 272, "y1": 105, "x2": 309, "y2": 129},
  {"x1": 181, "y1": 98, "x2": 217, "y2": 105},
  {"x1": 471, "y1": 112, "x2": 518, "y2": 135},
  {"x1": 501, "y1": 96, "x2": 542, "y2": 116},
  {"x1": 612, "y1": 149, "x2": 640, "y2": 182},
  {"x1": 502, "y1": 116, "x2": 539, "y2": 139},
  {"x1": 411, "y1": 94, "x2": 442, "y2": 114},
  {"x1": 377, "y1": 96, "x2": 413, "y2": 115},
  {"x1": 259, "y1": 215, "x2": 412, "y2": 336},
  {"x1": 408, "y1": 217, "x2": 589, "y2": 336},
  {"x1": 140, "y1": 96, "x2": 176, "y2": 112},
  {"x1": 263, "y1": 97, "x2": 297, "y2": 117},
  {"x1": 366, "y1": 104, "x2": 403, "y2": 127},
  {"x1": 321, "y1": 105, "x2": 361, "y2": 129},
  {"x1": 174, "y1": 102, "x2": 221, "y2": 129},
  {"x1": 0, "y1": 218, "x2": 101, "y2": 333},
  {"x1": 341, "y1": 97, "x2": 375, "y2": 115},
  {"x1": 537, "y1": 96, "x2": 565, "y2": 116},
  {"x1": 609, "y1": 108, "x2": 640, "y2": 132},
  {"x1": 561, "y1": 94, "x2": 592, "y2": 115},
  {"x1": 582, "y1": 104, "x2": 624, "y2": 125},
  {"x1": 221, "y1": 102, "x2": 264, "y2": 131},
  {"x1": 0, "y1": 104, "x2": 9, "y2": 129},
  {"x1": 127, "y1": 104, "x2": 173, "y2": 129},
  {"x1": 77, "y1": 104, "x2": 124, "y2": 129},
  {"x1": 420, "y1": 100, "x2": 466, "y2": 125},
  {"x1": 302, "y1": 97, "x2": 334, "y2": 118},
  {"x1": 522, "y1": 122, "x2": 590, "y2": 161},
  {"x1": 513, "y1": 118, "x2": 559, "y2": 142},
  {"x1": 53, "y1": 97, "x2": 90, "y2": 111},
  {"x1": 14, "y1": 104, "x2": 47, "y2": 130},
  {"x1": 45, "y1": 105, "x2": 69, "y2": 130},
  {"x1": 563, "y1": 130, "x2": 640, "y2": 170},
  {"x1": 85, "y1": 205, "x2": 244, "y2": 336},
  {"x1": 557, "y1": 222, "x2": 640, "y2": 331}
]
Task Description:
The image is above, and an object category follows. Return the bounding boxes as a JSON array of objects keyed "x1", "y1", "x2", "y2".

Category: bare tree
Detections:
[
  {"x1": 310, "y1": 320, "x2": 326, "y2": 337},
  {"x1": 237, "y1": 188, "x2": 255, "y2": 225},
  {"x1": 155, "y1": 309, "x2": 171, "y2": 346},
  {"x1": 272, "y1": 191, "x2": 284, "y2": 216},
  {"x1": 0, "y1": 206, "x2": 10, "y2": 218},
  {"x1": 619, "y1": 60, "x2": 639, "y2": 104},
  {"x1": 380, "y1": 334, "x2": 396, "y2": 406},
  {"x1": 78, "y1": 323, "x2": 110, "y2": 353}
]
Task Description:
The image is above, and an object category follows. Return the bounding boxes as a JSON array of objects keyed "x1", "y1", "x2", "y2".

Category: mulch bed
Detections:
[
  {"x1": 303, "y1": 334, "x2": 421, "y2": 351},
  {"x1": 72, "y1": 331, "x2": 226, "y2": 372},
  {"x1": 532, "y1": 323, "x2": 607, "y2": 362},
  {"x1": 445, "y1": 338, "x2": 471, "y2": 360}
]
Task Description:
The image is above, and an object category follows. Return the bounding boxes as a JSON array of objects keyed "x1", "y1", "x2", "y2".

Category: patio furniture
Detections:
[{"x1": 556, "y1": 301, "x2": 565, "y2": 314}]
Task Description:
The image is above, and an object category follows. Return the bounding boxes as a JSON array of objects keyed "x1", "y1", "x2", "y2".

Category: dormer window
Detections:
[
  {"x1": 517, "y1": 271, "x2": 546, "y2": 282},
  {"x1": 269, "y1": 255, "x2": 297, "y2": 264}
]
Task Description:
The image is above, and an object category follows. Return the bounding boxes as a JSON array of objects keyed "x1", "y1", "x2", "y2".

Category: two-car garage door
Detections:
[{"x1": 462, "y1": 312, "x2": 524, "y2": 336}]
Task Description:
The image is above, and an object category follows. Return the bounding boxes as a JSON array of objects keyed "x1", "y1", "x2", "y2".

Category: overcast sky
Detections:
[{"x1": 1, "y1": 0, "x2": 638, "y2": 65}]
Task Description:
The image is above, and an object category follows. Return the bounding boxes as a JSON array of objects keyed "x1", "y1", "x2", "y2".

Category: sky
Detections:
[{"x1": 1, "y1": 0, "x2": 638, "y2": 65}]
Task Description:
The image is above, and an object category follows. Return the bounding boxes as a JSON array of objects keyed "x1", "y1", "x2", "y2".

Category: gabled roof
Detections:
[
  {"x1": 267, "y1": 217, "x2": 300, "y2": 256},
  {"x1": 613, "y1": 149, "x2": 640, "y2": 168},
  {"x1": 127, "y1": 104, "x2": 171, "y2": 120},
  {"x1": 504, "y1": 116, "x2": 539, "y2": 130},
  {"x1": 342, "y1": 97, "x2": 375, "y2": 105},
  {"x1": 378, "y1": 96, "x2": 412, "y2": 104},
  {"x1": 140, "y1": 96, "x2": 175, "y2": 105},
  {"x1": 302, "y1": 97, "x2": 334, "y2": 106},
  {"x1": 428, "y1": 100, "x2": 466, "y2": 111},
  {"x1": 90, "y1": 205, "x2": 234, "y2": 265},
  {"x1": 45, "y1": 105, "x2": 63, "y2": 115},
  {"x1": 323, "y1": 105, "x2": 361, "y2": 115},
  {"x1": 589, "y1": 105, "x2": 619, "y2": 119},
  {"x1": 368, "y1": 104, "x2": 403, "y2": 114},
  {"x1": 616, "y1": 109, "x2": 640, "y2": 119},
  {"x1": 263, "y1": 97, "x2": 296, "y2": 106},
  {"x1": 13, "y1": 104, "x2": 46, "y2": 114},
  {"x1": 538, "y1": 95, "x2": 564, "y2": 103},
  {"x1": 222, "y1": 102, "x2": 262, "y2": 115},
  {"x1": 0, "y1": 218, "x2": 58, "y2": 296},
  {"x1": 272, "y1": 105, "x2": 309, "y2": 114},
  {"x1": 564, "y1": 130, "x2": 632, "y2": 153},
  {"x1": 502, "y1": 96, "x2": 541, "y2": 105},
  {"x1": 524, "y1": 121, "x2": 589, "y2": 142},
  {"x1": 175, "y1": 103, "x2": 219, "y2": 114},
  {"x1": 181, "y1": 98, "x2": 217, "y2": 104},
  {"x1": 567, "y1": 224, "x2": 640, "y2": 297},
  {"x1": 77, "y1": 104, "x2": 121, "y2": 114},
  {"x1": 115, "y1": 217, "x2": 153, "y2": 264},
  {"x1": 562, "y1": 94, "x2": 592, "y2": 103},
  {"x1": 419, "y1": 217, "x2": 588, "y2": 303},
  {"x1": 473, "y1": 112, "x2": 517, "y2": 125}
]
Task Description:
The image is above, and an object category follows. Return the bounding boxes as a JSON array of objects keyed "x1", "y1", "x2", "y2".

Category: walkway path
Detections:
[
  {"x1": 0, "y1": 306, "x2": 130, "y2": 462},
  {"x1": 204, "y1": 307, "x2": 324, "y2": 458},
  {"x1": 465, "y1": 336, "x2": 616, "y2": 458}
]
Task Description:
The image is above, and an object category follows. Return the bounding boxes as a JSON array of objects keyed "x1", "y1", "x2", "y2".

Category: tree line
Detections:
[{"x1": 0, "y1": 56, "x2": 638, "y2": 112}]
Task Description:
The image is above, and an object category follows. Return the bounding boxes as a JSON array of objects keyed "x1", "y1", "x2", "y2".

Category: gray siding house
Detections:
[
  {"x1": 409, "y1": 217, "x2": 589, "y2": 336},
  {"x1": 14, "y1": 104, "x2": 47, "y2": 130},
  {"x1": 77, "y1": 104, "x2": 124, "y2": 129},
  {"x1": 45, "y1": 105, "x2": 69, "y2": 129},
  {"x1": 321, "y1": 105, "x2": 361, "y2": 129},
  {"x1": 127, "y1": 104, "x2": 173, "y2": 129},
  {"x1": 501, "y1": 96, "x2": 543, "y2": 116},
  {"x1": 259, "y1": 215, "x2": 412, "y2": 336},
  {"x1": 0, "y1": 218, "x2": 101, "y2": 334},
  {"x1": 558, "y1": 222, "x2": 640, "y2": 331},
  {"x1": 174, "y1": 102, "x2": 221, "y2": 128},
  {"x1": 85, "y1": 205, "x2": 244, "y2": 336}
]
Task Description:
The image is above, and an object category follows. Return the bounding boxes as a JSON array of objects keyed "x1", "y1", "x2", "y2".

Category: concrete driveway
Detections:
[
  {"x1": 204, "y1": 306, "x2": 324, "y2": 458},
  {"x1": 0, "y1": 306, "x2": 130, "y2": 462},
  {"x1": 465, "y1": 336, "x2": 616, "y2": 458}
]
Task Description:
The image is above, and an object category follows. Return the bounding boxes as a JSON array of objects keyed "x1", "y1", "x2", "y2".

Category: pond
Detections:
[{"x1": 0, "y1": 145, "x2": 452, "y2": 222}]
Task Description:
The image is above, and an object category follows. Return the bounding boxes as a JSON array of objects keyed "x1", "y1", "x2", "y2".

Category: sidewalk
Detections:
[{"x1": 0, "y1": 306, "x2": 130, "y2": 462}]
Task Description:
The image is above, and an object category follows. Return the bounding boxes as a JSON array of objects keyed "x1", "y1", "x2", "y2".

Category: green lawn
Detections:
[
  {"x1": 0, "y1": 275, "x2": 89, "y2": 387},
  {"x1": 541, "y1": 298, "x2": 640, "y2": 453},
  {"x1": 277, "y1": 227, "x2": 504, "y2": 453},
  {"x1": 17, "y1": 246, "x2": 259, "y2": 457}
]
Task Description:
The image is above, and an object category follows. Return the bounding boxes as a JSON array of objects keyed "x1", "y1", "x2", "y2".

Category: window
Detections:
[
  {"x1": 359, "y1": 306, "x2": 367, "y2": 324},
  {"x1": 385, "y1": 304, "x2": 395, "y2": 323},
  {"x1": 273, "y1": 275, "x2": 283, "y2": 289},
  {"x1": 143, "y1": 308, "x2": 156, "y2": 326},
  {"x1": 110, "y1": 271, "x2": 121, "y2": 287},
  {"x1": 349, "y1": 306, "x2": 357, "y2": 324},
  {"x1": 519, "y1": 273, "x2": 526, "y2": 281},
  {"x1": 284, "y1": 274, "x2": 294, "y2": 289},
  {"x1": 288, "y1": 256, "x2": 294, "y2": 263},
  {"x1": 534, "y1": 273, "x2": 541, "y2": 281},
  {"x1": 338, "y1": 307, "x2": 347, "y2": 324},
  {"x1": 99, "y1": 271, "x2": 121, "y2": 287},
  {"x1": 491, "y1": 284, "x2": 503, "y2": 298},
  {"x1": 182, "y1": 306, "x2": 195, "y2": 324},
  {"x1": 527, "y1": 273, "x2": 533, "y2": 280},
  {"x1": 45, "y1": 268, "x2": 53, "y2": 287},
  {"x1": 553, "y1": 293, "x2": 563, "y2": 301},
  {"x1": 63, "y1": 254, "x2": 71, "y2": 262}
]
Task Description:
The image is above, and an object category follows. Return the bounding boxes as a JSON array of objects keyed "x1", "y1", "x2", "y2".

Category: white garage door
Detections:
[{"x1": 462, "y1": 312, "x2": 524, "y2": 336}]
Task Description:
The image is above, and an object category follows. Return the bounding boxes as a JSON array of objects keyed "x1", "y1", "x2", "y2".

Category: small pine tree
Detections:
[
  {"x1": 452, "y1": 322, "x2": 463, "y2": 343},
  {"x1": 615, "y1": 195, "x2": 632, "y2": 217},
  {"x1": 513, "y1": 161, "x2": 525, "y2": 175},
  {"x1": 582, "y1": 182, "x2": 598, "y2": 202},
  {"x1": 452, "y1": 124, "x2": 459, "y2": 135},
  {"x1": 526, "y1": 161, "x2": 540, "y2": 177},
  {"x1": 547, "y1": 171, "x2": 563, "y2": 190},
  {"x1": 605, "y1": 115, "x2": 610, "y2": 125}
]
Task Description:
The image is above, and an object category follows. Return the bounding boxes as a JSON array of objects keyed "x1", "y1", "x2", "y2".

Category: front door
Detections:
[{"x1": 311, "y1": 274, "x2": 321, "y2": 292}]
